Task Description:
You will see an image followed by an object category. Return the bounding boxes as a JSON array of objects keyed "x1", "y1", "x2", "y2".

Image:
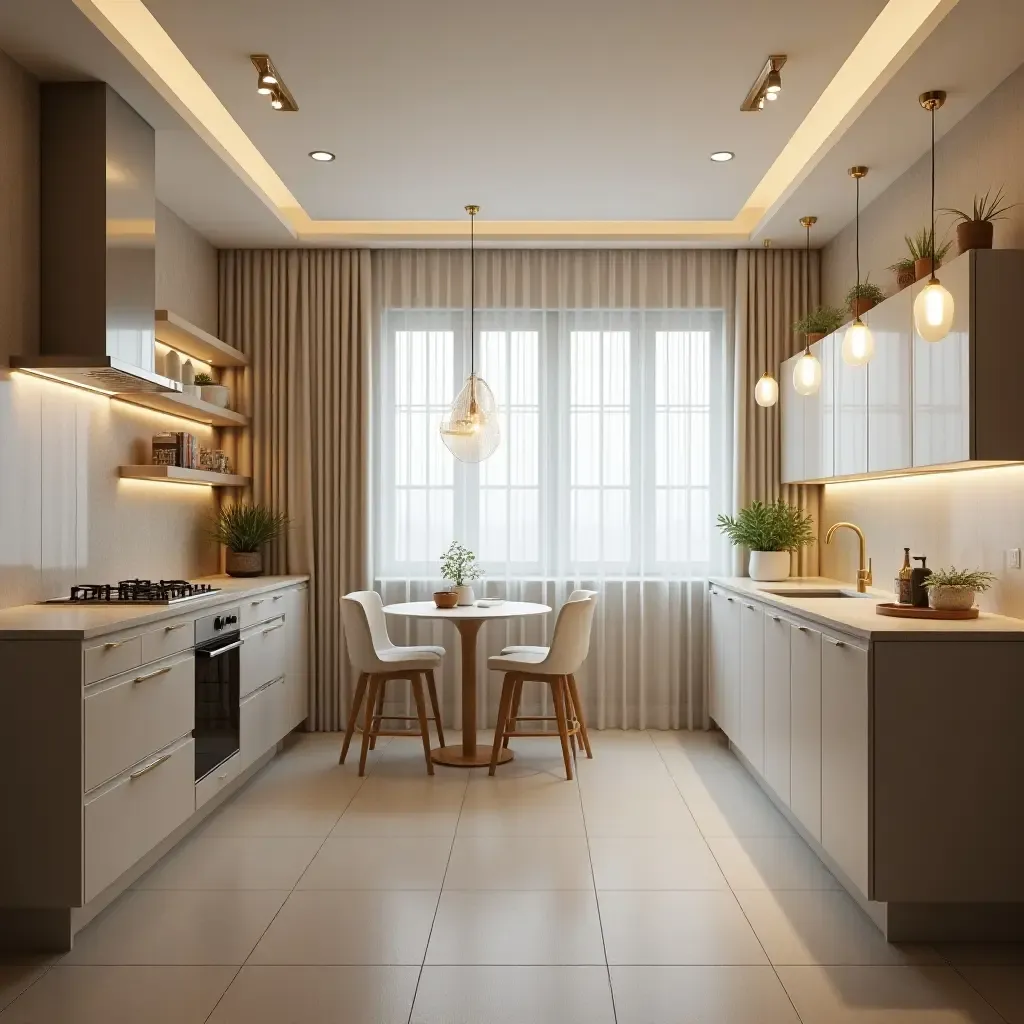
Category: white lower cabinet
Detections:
[
  {"x1": 709, "y1": 588, "x2": 741, "y2": 738},
  {"x1": 195, "y1": 751, "x2": 242, "y2": 810},
  {"x1": 240, "y1": 676, "x2": 287, "y2": 771},
  {"x1": 790, "y1": 622, "x2": 823, "y2": 841},
  {"x1": 240, "y1": 616, "x2": 286, "y2": 698},
  {"x1": 821, "y1": 634, "x2": 870, "y2": 895},
  {"x1": 738, "y1": 600, "x2": 765, "y2": 773},
  {"x1": 763, "y1": 611, "x2": 792, "y2": 806}
]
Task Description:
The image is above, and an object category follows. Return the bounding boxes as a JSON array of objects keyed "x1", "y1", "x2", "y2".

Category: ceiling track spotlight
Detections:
[
  {"x1": 741, "y1": 55, "x2": 787, "y2": 112},
  {"x1": 250, "y1": 54, "x2": 298, "y2": 111}
]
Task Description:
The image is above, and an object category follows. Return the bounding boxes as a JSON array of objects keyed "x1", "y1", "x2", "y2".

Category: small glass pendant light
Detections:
[
  {"x1": 754, "y1": 372, "x2": 779, "y2": 407},
  {"x1": 440, "y1": 205, "x2": 500, "y2": 462},
  {"x1": 792, "y1": 216, "x2": 822, "y2": 396},
  {"x1": 841, "y1": 166, "x2": 875, "y2": 367},
  {"x1": 913, "y1": 90, "x2": 954, "y2": 343}
]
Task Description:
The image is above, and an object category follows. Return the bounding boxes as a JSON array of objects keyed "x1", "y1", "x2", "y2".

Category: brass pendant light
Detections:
[
  {"x1": 841, "y1": 166, "x2": 875, "y2": 366},
  {"x1": 913, "y1": 90, "x2": 954, "y2": 342},
  {"x1": 792, "y1": 216, "x2": 822, "y2": 397},
  {"x1": 439, "y1": 205, "x2": 501, "y2": 462}
]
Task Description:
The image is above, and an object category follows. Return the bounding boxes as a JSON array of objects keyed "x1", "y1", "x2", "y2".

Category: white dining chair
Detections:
[
  {"x1": 487, "y1": 592, "x2": 597, "y2": 779},
  {"x1": 339, "y1": 591, "x2": 446, "y2": 775},
  {"x1": 499, "y1": 589, "x2": 596, "y2": 760}
]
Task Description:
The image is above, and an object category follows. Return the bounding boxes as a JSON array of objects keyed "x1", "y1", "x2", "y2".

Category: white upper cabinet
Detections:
[
  {"x1": 834, "y1": 328, "x2": 868, "y2": 477},
  {"x1": 867, "y1": 288, "x2": 913, "y2": 473}
]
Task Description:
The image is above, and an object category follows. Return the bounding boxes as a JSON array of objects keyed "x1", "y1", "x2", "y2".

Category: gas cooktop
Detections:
[{"x1": 45, "y1": 579, "x2": 221, "y2": 606}]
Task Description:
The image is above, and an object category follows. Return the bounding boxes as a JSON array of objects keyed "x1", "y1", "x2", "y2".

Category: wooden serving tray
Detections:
[{"x1": 875, "y1": 602, "x2": 979, "y2": 620}]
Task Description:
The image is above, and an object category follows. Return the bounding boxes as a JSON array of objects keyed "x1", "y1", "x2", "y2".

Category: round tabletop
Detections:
[{"x1": 383, "y1": 600, "x2": 551, "y2": 621}]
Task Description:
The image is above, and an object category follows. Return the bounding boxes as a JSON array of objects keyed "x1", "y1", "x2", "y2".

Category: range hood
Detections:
[{"x1": 10, "y1": 83, "x2": 180, "y2": 396}]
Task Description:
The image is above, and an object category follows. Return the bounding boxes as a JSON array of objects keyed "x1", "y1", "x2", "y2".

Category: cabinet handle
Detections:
[
  {"x1": 745, "y1": 603, "x2": 756, "y2": 610},
  {"x1": 834, "y1": 641, "x2": 846, "y2": 648},
  {"x1": 262, "y1": 623, "x2": 284, "y2": 636},
  {"x1": 272, "y1": 594, "x2": 283, "y2": 601},
  {"x1": 164, "y1": 623, "x2": 187, "y2": 632},
  {"x1": 251, "y1": 599, "x2": 265, "y2": 606},
  {"x1": 797, "y1": 626, "x2": 809, "y2": 633},
  {"x1": 133, "y1": 666, "x2": 172, "y2": 685},
  {"x1": 129, "y1": 753, "x2": 171, "y2": 780},
  {"x1": 771, "y1": 615, "x2": 781, "y2": 622},
  {"x1": 103, "y1": 639, "x2": 128, "y2": 650},
  {"x1": 726, "y1": 597, "x2": 735, "y2": 603}
]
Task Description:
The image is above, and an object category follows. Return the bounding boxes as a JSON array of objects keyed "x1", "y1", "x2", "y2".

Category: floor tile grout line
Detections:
[{"x1": 948, "y1": 962, "x2": 1013, "y2": 1024}]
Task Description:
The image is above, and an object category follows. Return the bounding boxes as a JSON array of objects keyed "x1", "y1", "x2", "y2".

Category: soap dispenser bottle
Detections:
[
  {"x1": 895, "y1": 548, "x2": 913, "y2": 605},
  {"x1": 910, "y1": 556, "x2": 932, "y2": 608}
]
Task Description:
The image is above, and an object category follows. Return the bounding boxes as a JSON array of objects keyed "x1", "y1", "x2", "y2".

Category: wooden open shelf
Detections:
[
  {"x1": 115, "y1": 389, "x2": 249, "y2": 428},
  {"x1": 120, "y1": 466, "x2": 250, "y2": 487},
  {"x1": 155, "y1": 310, "x2": 248, "y2": 368}
]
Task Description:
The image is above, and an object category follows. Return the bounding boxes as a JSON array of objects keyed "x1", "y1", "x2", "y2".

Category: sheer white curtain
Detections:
[{"x1": 372, "y1": 250, "x2": 735, "y2": 729}]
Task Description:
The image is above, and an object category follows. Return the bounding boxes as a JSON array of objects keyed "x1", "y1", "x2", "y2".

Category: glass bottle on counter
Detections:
[{"x1": 896, "y1": 547, "x2": 913, "y2": 605}]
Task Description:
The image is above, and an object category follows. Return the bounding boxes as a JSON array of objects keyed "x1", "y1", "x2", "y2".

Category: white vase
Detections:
[
  {"x1": 453, "y1": 585, "x2": 475, "y2": 606},
  {"x1": 164, "y1": 349, "x2": 181, "y2": 382},
  {"x1": 200, "y1": 384, "x2": 229, "y2": 408},
  {"x1": 748, "y1": 550, "x2": 790, "y2": 582},
  {"x1": 928, "y1": 586, "x2": 976, "y2": 611}
]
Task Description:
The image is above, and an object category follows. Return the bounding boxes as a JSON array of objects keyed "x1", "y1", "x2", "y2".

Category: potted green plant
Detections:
[
  {"x1": 716, "y1": 499, "x2": 816, "y2": 582},
  {"x1": 440, "y1": 541, "x2": 484, "y2": 605},
  {"x1": 211, "y1": 502, "x2": 290, "y2": 577},
  {"x1": 845, "y1": 279, "x2": 886, "y2": 319},
  {"x1": 793, "y1": 306, "x2": 845, "y2": 344},
  {"x1": 940, "y1": 186, "x2": 1019, "y2": 254},
  {"x1": 888, "y1": 257, "x2": 917, "y2": 292},
  {"x1": 905, "y1": 228, "x2": 954, "y2": 282},
  {"x1": 193, "y1": 371, "x2": 229, "y2": 409},
  {"x1": 923, "y1": 566, "x2": 996, "y2": 611}
]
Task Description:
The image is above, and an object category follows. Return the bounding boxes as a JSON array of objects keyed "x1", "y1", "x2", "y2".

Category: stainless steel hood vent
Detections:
[{"x1": 10, "y1": 83, "x2": 180, "y2": 396}]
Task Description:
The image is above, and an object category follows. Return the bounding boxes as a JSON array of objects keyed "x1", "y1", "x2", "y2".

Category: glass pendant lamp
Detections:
[
  {"x1": 913, "y1": 90, "x2": 954, "y2": 342},
  {"x1": 440, "y1": 205, "x2": 500, "y2": 462},
  {"x1": 792, "y1": 216, "x2": 822, "y2": 396},
  {"x1": 754, "y1": 372, "x2": 779, "y2": 407},
  {"x1": 841, "y1": 166, "x2": 875, "y2": 367}
]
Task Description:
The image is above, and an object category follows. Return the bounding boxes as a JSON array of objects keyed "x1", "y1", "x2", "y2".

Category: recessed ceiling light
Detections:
[
  {"x1": 309, "y1": 150, "x2": 336, "y2": 162},
  {"x1": 710, "y1": 151, "x2": 734, "y2": 162}
]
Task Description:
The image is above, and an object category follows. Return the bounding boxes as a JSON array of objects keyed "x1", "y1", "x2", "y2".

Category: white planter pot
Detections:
[
  {"x1": 928, "y1": 586, "x2": 976, "y2": 611},
  {"x1": 200, "y1": 384, "x2": 229, "y2": 408},
  {"x1": 453, "y1": 585, "x2": 476, "y2": 606},
  {"x1": 748, "y1": 550, "x2": 791, "y2": 582},
  {"x1": 182, "y1": 383, "x2": 201, "y2": 397}
]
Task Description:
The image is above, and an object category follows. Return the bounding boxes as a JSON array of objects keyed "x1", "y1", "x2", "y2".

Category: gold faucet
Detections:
[{"x1": 825, "y1": 521, "x2": 873, "y2": 593}]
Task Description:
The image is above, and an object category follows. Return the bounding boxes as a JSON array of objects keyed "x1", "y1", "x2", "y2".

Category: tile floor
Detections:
[{"x1": 3, "y1": 729, "x2": 1023, "y2": 1022}]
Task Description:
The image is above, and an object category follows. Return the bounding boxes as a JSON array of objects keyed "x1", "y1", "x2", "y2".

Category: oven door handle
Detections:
[{"x1": 197, "y1": 639, "x2": 244, "y2": 658}]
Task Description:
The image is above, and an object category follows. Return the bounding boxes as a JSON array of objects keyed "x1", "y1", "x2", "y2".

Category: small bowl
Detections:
[{"x1": 433, "y1": 591, "x2": 459, "y2": 609}]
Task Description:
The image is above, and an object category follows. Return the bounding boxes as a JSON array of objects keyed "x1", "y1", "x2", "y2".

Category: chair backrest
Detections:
[
  {"x1": 568, "y1": 588, "x2": 597, "y2": 603},
  {"x1": 543, "y1": 593, "x2": 597, "y2": 674},
  {"x1": 340, "y1": 592, "x2": 387, "y2": 672},
  {"x1": 343, "y1": 590, "x2": 393, "y2": 651}
]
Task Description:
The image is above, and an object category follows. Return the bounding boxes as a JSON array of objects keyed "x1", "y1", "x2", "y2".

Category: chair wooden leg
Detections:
[
  {"x1": 358, "y1": 676, "x2": 380, "y2": 777},
  {"x1": 426, "y1": 669, "x2": 445, "y2": 749},
  {"x1": 552, "y1": 676, "x2": 574, "y2": 781},
  {"x1": 566, "y1": 673, "x2": 592, "y2": 759},
  {"x1": 339, "y1": 672, "x2": 369, "y2": 764},
  {"x1": 489, "y1": 673, "x2": 517, "y2": 776},
  {"x1": 411, "y1": 672, "x2": 435, "y2": 776},
  {"x1": 502, "y1": 677, "x2": 523, "y2": 749},
  {"x1": 368, "y1": 681, "x2": 387, "y2": 750}
]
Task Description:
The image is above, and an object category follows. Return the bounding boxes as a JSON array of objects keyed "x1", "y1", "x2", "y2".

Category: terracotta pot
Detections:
[
  {"x1": 433, "y1": 591, "x2": 459, "y2": 609},
  {"x1": 914, "y1": 257, "x2": 940, "y2": 281},
  {"x1": 850, "y1": 296, "x2": 876, "y2": 318},
  {"x1": 806, "y1": 332, "x2": 826, "y2": 344},
  {"x1": 894, "y1": 266, "x2": 916, "y2": 291},
  {"x1": 226, "y1": 550, "x2": 262, "y2": 578},
  {"x1": 956, "y1": 219, "x2": 993, "y2": 254}
]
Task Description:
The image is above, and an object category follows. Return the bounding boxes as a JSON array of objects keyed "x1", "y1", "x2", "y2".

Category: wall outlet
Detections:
[{"x1": 1009, "y1": 548, "x2": 1021, "y2": 570}]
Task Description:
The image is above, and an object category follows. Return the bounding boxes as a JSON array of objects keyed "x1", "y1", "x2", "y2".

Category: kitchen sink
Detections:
[{"x1": 761, "y1": 589, "x2": 874, "y2": 599}]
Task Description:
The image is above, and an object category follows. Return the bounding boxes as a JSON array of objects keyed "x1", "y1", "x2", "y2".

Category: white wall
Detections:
[
  {"x1": 0, "y1": 51, "x2": 219, "y2": 609},
  {"x1": 819, "y1": 62, "x2": 1024, "y2": 614}
]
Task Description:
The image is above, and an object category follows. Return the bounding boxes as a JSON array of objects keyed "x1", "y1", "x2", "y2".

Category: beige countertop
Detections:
[
  {"x1": 0, "y1": 575, "x2": 310, "y2": 641},
  {"x1": 708, "y1": 576, "x2": 1024, "y2": 640}
]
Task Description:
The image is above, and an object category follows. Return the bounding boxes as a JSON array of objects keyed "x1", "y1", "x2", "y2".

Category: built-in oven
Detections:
[{"x1": 194, "y1": 607, "x2": 241, "y2": 783}]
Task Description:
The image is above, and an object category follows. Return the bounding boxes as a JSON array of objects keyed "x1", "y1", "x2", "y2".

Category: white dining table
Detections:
[{"x1": 383, "y1": 600, "x2": 551, "y2": 767}]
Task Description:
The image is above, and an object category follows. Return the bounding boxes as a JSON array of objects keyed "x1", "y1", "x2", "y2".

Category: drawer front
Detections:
[
  {"x1": 141, "y1": 618, "x2": 195, "y2": 665},
  {"x1": 84, "y1": 652, "x2": 195, "y2": 793},
  {"x1": 84, "y1": 737, "x2": 195, "y2": 902},
  {"x1": 84, "y1": 634, "x2": 143, "y2": 685},
  {"x1": 240, "y1": 591, "x2": 286, "y2": 629},
  {"x1": 195, "y1": 751, "x2": 241, "y2": 810},
  {"x1": 240, "y1": 677, "x2": 285, "y2": 770},
  {"x1": 240, "y1": 616, "x2": 286, "y2": 698}
]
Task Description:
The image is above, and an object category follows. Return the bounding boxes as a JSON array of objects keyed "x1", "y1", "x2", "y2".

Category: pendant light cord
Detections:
[
  {"x1": 930, "y1": 105, "x2": 936, "y2": 279},
  {"x1": 804, "y1": 221, "x2": 811, "y2": 355},
  {"x1": 470, "y1": 208, "x2": 476, "y2": 378},
  {"x1": 855, "y1": 175, "x2": 861, "y2": 293}
]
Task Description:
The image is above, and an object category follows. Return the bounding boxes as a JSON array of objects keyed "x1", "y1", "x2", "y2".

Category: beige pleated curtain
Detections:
[{"x1": 218, "y1": 249, "x2": 371, "y2": 731}]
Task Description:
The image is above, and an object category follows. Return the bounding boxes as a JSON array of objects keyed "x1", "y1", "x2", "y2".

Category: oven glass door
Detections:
[{"x1": 194, "y1": 633, "x2": 241, "y2": 782}]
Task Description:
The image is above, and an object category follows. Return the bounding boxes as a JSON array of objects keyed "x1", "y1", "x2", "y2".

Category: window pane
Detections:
[
  {"x1": 571, "y1": 489, "x2": 630, "y2": 564},
  {"x1": 394, "y1": 488, "x2": 453, "y2": 565},
  {"x1": 395, "y1": 330, "x2": 453, "y2": 406},
  {"x1": 480, "y1": 488, "x2": 539, "y2": 564}
]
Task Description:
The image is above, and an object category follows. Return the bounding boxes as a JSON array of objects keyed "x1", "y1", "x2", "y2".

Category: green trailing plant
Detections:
[
  {"x1": 793, "y1": 306, "x2": 845, "y2": 337},
  {"x1": 193, "y1": 371, "x2": 216, "y2": 386},
  {"x1": 888, "y1": 256, "x2": 916, "y2": 275},
  {"x1": 940, "y1": 186, "x2": 1019, "y2": 224},
  {"x1": 923, "y1": 567, "x2": 997, "y2": 591},
  {"x1": 440, "y1": 541, "x2": 484, "y2": 587},
  {"x1": 905, "y1": 227, "x2": 953, "y2": 264},
  {"x1": 716, "y1": 500, "x2": 816, "y2": 553},
  {"x1": 211, "y1": 502, "x2": 289, "y2": 553},
  {"x1": 845, "y1": 279, "x2": 885, "y2": 308}
]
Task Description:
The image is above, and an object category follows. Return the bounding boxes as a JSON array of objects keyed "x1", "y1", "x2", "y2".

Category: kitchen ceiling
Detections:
[{"x1": 1, "y1": 0, "x2": 1023, "y2": 247}]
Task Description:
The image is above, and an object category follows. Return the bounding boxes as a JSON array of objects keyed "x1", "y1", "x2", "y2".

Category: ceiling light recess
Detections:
[
  {"x1": 710, "y1": 151, "x2": 734, "y2": 162},
  {"x1": 741, "y1": 55, "x2": 786, "y2": 112},
  {"x1": 309, "y1": 150, "x2": 336, "y2": 162},
  {"x1": 250, "y1": 54, "x2": 298, "y2": 111}
]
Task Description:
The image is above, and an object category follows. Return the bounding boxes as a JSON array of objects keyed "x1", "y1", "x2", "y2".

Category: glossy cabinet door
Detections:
[
  {"x1": 913, "y1": 253, "x2": 971, "y2": 467},
  {"x1": 790, "y1": 622, "x2": 822, "y2": 841},
  {"x1": 816, "y1": 335, "x2": 836, "y2": 481},
  {"x1": 834, "y1": 329, "x2": 868, "y2": 477},
  {"x1": 763, "y1": 610, "x2": 792, "y2": 806},
  {"x1": 738, "y1": 600, "x2": 765, "y2": 773},
  {"x1": 821, "y1": 634, "x2": 870, "y2": 895},
  {"x1": 867, "y1": 288, "x2": 913, "y2": 472},
  {"x1": 709, "y1": 588, "x2": 741, "y2": 740},
  {"x1": 780, "y1": 355, "x2": 803, "y2": 485}
]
